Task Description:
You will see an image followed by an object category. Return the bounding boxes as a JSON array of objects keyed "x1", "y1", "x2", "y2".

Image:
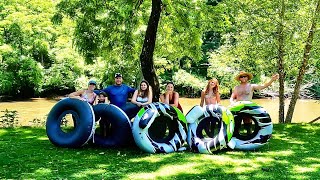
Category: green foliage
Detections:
[
  {"x1": 54, "y1": 0, "x2": 230, "y2": 87},
  {"x1": 0, "y1": 55, "x2": 43, "y2": 97},
  {"x1": 42, "y1": 60, "x2": 81, "y2": 95},
  {"x1": 0, "y1": 109, "x2": 19, "y2": 127},
  {"x1": 29, "y1": 118, "x2": 46, "y2": 127},
  {"x1": 204, "y1": 0, "x2": 320, "y2": 98},
  {"x1": 0, "y1": 0, "x2": 319, "y2": 99},
  {"x1": 172, "y1": 69, "x2": 206, "y2": 97},
  {"x1": 0, "y1": 0, "x2": 88, "y2": 97}
]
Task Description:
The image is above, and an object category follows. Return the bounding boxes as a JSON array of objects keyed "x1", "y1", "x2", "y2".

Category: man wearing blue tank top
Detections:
[{"x1": 102, "y1": 73, "x2": 138, "y2": 119}]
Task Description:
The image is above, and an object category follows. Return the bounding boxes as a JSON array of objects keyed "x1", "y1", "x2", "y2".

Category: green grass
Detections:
[{"x1": 0, "y1": 124, "x2": 319, "y2": 179}]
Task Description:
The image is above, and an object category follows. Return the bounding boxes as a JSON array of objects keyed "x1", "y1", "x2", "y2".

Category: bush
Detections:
[
  {"x1": 0, "y1": 55, "x2": 43, "y2": 97},
  {"x1": 0, "y1": 109, "x2": 19, "y2": 128}
]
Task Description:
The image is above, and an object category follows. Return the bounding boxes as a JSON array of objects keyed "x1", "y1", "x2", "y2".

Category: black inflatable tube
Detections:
[
  {"x1": 46, "y1": 98, "x2": 95, "y2": 148},
  {"x1": 92, "y1": 104, "x2": 133, "y2": 147}
]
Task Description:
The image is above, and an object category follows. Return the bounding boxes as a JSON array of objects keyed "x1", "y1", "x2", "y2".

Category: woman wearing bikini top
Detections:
[
  {"x1": 160, "y1": 82, "x2": 183, "y2": 113},
  {"x1": 131, "y1": 80, "x2": 153, "y2": 107},
  {"x1": 200, "y1": 78, "x2": 221, "y2": 107},
  {"x1": 68, "y1": 80, "x2": 97, "y2": 105}
]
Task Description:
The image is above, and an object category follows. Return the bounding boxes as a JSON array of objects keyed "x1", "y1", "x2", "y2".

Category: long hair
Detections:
[
  {"x1": 204, "y1": 78, "x2": 219, "y2": 95},
  {"x1": 138, "y1": 80, "x2": 150, "y2": 98}
]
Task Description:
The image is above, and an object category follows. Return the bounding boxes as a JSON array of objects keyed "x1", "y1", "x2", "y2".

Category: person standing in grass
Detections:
[
  {"x1": 230, "y1": 71, "x2": 279, "y2": 134},
  {"x1": 200, "y1": 78, "x2": 221, "y2": 107}
]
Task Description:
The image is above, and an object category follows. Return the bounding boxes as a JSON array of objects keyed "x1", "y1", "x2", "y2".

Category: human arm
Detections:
[
  {"x1": 216, "y1": 91, "x2": 221, "y2": 104},
  {"x1": 160, "y1": 94, "x2": 164, "y2": 102},
  {"x1": 200, "y1": 91, "x2": 205, "y2": 107},
  {"x1": 230, "y1": 88, "x2": 237, "y2": 104},
  {"x1": 94, "y1": 95, "x2": 99, "y2": 105},
  {"x1": 252, "y1": 74, "x2": 279, "y2": 91},
  {"x1": 68, "y1": 90, "x2": 85, "y2": 100},
  {"x1": 131, "y1": 90, "x2": 142, "y2": 106},
  {"x1": 164, "y1": 92, "x2": 170, "y2": 104},
  {"x1": 104, "y1": 96, "x2": 110, "y2": 104},
  {"x1": 128, "y1": 86, "x2": 136, "y2": 94},
  {"x1": 141, "y1": 89, "x2": 153, "y2": 106},
  {"x1": 170, "y1": 92, "x2": 179, "y2": 107}
]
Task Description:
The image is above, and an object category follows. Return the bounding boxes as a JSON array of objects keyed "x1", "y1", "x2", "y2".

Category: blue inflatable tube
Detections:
[
  {"x1": 46, "y1": 98, "x2": 95, "y2": 148},
  {"x1": 92, "y1": 104, "x2": 133, "y2": 147}
]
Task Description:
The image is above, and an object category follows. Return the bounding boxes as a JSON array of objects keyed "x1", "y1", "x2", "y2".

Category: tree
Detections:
[
  {"x1": 55, "y1": 0, "x2": 227, "y2": 99},
  {"x1": 277, "y1": 0, "x2": 286, "y2": 123},
  {"x1": 285, "y1": 0, "x2": 320, "y2": 123},
  {"x1": 0, "y1": 0, "x2": 89, "y2": 97},
  {"x1": 139, "y1": 0, "x2": 162, "y2": 102}
]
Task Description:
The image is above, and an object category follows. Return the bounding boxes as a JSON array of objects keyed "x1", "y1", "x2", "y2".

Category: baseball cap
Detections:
[
  {"x1": 88, "y1": 80, "x2": 97, "y2": 85},
  {"x1": 114, "y1": 73, "x2": 122, "y2": 78}
]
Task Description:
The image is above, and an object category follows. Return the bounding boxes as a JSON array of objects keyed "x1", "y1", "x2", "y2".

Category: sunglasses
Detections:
[
  {"x1": 89, "y1": 83, "x2": 96, "y2": 85},
  {"x1": 239, "y1": 76, "x2": 247, "y2": 78}
]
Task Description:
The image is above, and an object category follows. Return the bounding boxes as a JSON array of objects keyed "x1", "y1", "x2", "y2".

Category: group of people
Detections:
[{"x1": 68, "y1": 71, "x2": 279, "y2": 123}]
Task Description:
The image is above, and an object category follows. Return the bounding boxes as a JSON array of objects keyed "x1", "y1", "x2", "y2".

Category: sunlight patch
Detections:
[
  {"x1": 0, "y1": 129, "x2": 8, "y2": 136},
  {"x1": 129, "y1": 154, "x2": 175, "y2": 163},
  {"x1": 126, "y1": 163, "x2": 199, "y2": 179},
  {"x1": 293, "y1": 165, "x2": 316, "y2": 173},
  {"x1": 37, "y1": 137, "x2": 48, "y2": 140},
  {"x1": 200, "y1": 155, "x2": 233, "y2": 163},
  {"x1": 35, "y1": 168, "x2": 52, "y2": 175},
  {"x1": 305, "y1": 157, "x2": 320, "y2": 163},
  {"x1": 264, "y1": 150, "x2": 294, "y2": 157},
  {"x1": 71, "y1": 169, "x2": 106, "y2": 178},
  {"x1": 231, "y1": 166, "x2": 255, "y2": 173},
  {"x1": 20, "y1": 130, "x2": 34, "y2": 134},
  {"x1": 254, "y1": 157, "x2": 274, "y2": 163},
  {"x1": 96, "y1": 164, "x2": 109, "y2": 168}
]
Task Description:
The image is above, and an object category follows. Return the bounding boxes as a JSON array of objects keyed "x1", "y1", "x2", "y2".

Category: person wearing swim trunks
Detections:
[
  {"x1": 68, "y1": 80, "x2": 97, "y2": 105},
  {"x1": 230, "y1": 71, "x2": 279, "y2": 134},
  {"x1": 102, "y1": 73, "x2": 137, "y2": 119},
  {"x1": 131, "y1": 80, "x2": 153, "y2": 107},
  {"x1": 200, "y1": 78, "x2": 221, "y2": 107}
]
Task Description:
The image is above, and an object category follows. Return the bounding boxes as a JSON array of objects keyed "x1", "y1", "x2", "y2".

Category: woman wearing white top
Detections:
[{"x1": 131, "y1": 80, "x2": 153, "y2": 107}]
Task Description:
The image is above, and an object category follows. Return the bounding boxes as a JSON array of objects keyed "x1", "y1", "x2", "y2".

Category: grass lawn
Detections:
[{"x1": 0, "y1": 123, "x2": 319, "y2": 179}]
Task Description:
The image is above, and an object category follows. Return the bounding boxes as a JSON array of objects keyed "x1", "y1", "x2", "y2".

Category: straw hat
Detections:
[{"x1": 235, "y1": 71, "x2": 253, "y2": 81}]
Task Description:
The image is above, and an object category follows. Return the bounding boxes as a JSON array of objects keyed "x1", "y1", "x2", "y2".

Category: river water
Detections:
[{"x1": 0, "y1": 98, "x2": 319, "y2": 126}]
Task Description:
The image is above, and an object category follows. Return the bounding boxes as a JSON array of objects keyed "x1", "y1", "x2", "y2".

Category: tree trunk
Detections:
[
  {"x1": 277, "y1": 0, "x2": 285, "y2": 123},
  {"x1": 139, "y1": 0, "x2": 162, "y2": 102},
  {"x1": 285, "y1": 0, "x2": 320, "y2": 123},
  {"x1": 309, "y1": 116, "x2": 320, "y2": 124}
]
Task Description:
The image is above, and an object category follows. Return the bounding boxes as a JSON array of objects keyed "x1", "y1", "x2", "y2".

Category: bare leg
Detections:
[{"x1": 243, "y1": 116, "x2": 252, "y2": 134}]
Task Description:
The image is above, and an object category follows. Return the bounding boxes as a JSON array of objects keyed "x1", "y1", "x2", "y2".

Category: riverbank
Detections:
[{"x1": 0, "y1": 98, "x2": 319, "y2": 126}]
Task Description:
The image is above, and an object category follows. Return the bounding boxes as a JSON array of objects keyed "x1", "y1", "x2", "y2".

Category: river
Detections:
[{"x1": 0, "y1": 98, "x2": 319, "y2": 126}]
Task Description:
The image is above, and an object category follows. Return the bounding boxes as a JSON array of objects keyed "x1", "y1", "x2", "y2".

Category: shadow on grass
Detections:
[{"x1": 0, "y1": 124, "x2": 319, "y2": 179}]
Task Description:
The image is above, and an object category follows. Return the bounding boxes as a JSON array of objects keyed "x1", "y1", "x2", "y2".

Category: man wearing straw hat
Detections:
[{"x1": 230, "y1": 71, "x2": 279, "y2": 133}]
